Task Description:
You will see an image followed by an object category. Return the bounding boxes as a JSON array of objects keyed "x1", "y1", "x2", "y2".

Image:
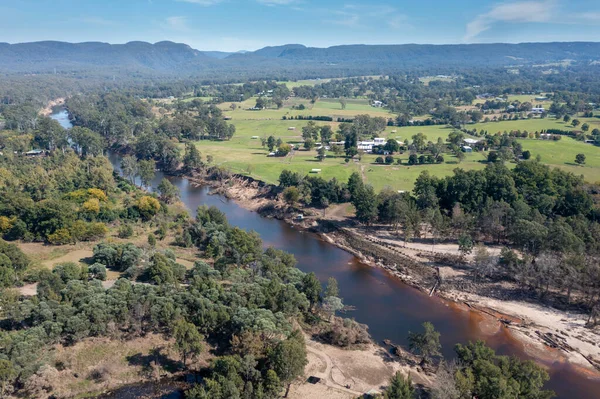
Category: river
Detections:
[{"x1": 53, "y1": 109, "x2": 600, "y2": 398}]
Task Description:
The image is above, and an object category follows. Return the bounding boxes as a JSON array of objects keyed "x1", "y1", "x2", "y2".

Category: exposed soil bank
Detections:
[{"x1": 40, "y1": 98, "x2": 66, "y2": 116}]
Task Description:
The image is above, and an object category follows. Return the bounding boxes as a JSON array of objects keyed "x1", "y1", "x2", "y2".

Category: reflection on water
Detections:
[{"x1": 53, "y1": 112, "x2": 600, "y2": 398}]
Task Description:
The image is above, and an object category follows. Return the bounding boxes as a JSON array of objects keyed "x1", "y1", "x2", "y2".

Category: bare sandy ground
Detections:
[
  {"x1": 39, "y1": 98, "x2": 65, "y2": 116},
  {"x1": 288, "y1": 337, "x2": 433, "y2": 399},
  {"x1": 446, "y1": 289, "x2": 600, "y2": 372}
]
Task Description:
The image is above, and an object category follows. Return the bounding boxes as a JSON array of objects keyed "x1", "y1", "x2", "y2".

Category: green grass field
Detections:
[{"x1": 190, "y1": 93, "x2": 600, "y2": 192}]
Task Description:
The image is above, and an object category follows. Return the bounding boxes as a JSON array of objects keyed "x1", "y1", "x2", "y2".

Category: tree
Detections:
[
  {"x1": 454, "y1": 341, "x2": 554, "y2": 399},
  {"x1": 267, "y1": 136, "x2": 276, "y2": 152},
  {"x1": 408, "y1": 154, "x2": 418, "y2": 165},
  {"x1": 88, "y1": 263, "x2": 107, "y2": 281},
  {"x1": 582, "y1": 123, "x2": 590, "y2": 132},
  {"x1": 301, "y1": 272, "x2": 322, "y2": 310},
  {"x1": 264, "y1": 369, "x2": 281, "y2": 398},
  {"x1": 157, "y1": 178, "x2": 180, "y2": 204},
  {"x1": 575, "y1": 153, "x2": 586, "y2": 165},
  {"x1": 352, "y1": 185, "x2": 378, "y2": 225},
  {"x1": 277, "y1": 143, "x2": 292, "y2": 156},
  {"x1": 148, "y1": 233, "x2": 157, "y2": 247},
  {"x1": 458, "y1": 234, "x2": 474, "y2": 257},
  {"x1": 411, "y1": 133, "x2": 428, "y2": 151},
  {"x1": 282, "y1": 186, "x2": 300, "y2": 205},
  {"x1": 571, "y1": 119, "x2": 581, "y2": 127},
  {"x1": 331, "y1": 144, "x2": 344, "y2": 157},
  {"x1": 384, "y1": 372, "x2": 415, "y2": 399},
  {"x1": 320, "y1": 125, "x2": 333, "y2": 143},
  {"x1": 0, "y1": 360, "x2": 15, "y2": 398},
  {"x1": 173, "y1": 319, "x2": 204, "y2": 369},
  {"x1": 563, "y1": 115, "x2": 571, "y2": 123},
  {"x1": 269, "y1": 331, "x2": 307, "y2": 395},
  {"x1": 137, "y1": 159, "x2": 156, "y2": 188},
  {"x1": 317, "y1": 146, "x2": 326, "y2": 161},
  {"x1": 303, "y1": 138, "x2": 316, "y2": 150},
  {"x1": 183, "y1": 143, "x2": 202, "y2": 173},
  {"x1": 121, "y1": 155, "x2": 138, "y2": 184},
  {"x1": 408, "y1": 322, "x2": 441, "y2": 365},
  {"x1": 302, "y1": 121, "x2": 319, "y2": 141},
  {"x1": 339, "y1": 98, "x2": 347, "y2": 110},
  {"x1": 384, "y1": 139, "x2": 400, "y2": 154},
  {"x1": 324, "y1": 277, "x2": 339, "y2": 298}
]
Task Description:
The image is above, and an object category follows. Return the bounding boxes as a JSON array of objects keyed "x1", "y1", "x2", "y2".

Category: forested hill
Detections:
[
  {"x1": 0, "y1": 40, "x2": 214, "y2": 74},
  {"x1": 1, "y1": 40, "x2": 600, "y2": 77}
]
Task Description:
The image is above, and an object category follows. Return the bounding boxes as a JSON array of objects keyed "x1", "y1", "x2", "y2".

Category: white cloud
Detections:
[
  {"x1": 325, "y1": 4, "x2": 409, "y2": 30},
  {"x1": 465, "y1": 0, "x2": 557, "y2": 41}
]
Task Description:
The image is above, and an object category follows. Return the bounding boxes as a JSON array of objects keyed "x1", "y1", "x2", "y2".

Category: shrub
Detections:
[
  {"x1": 89, "y1": 263, "x2": 107, "y2": 281},
  {"x1": 47, "y1": 228, "x2": 72, "y2": 245},
  {"x1": 118, "y1": 224, "x2": 134, "y2": 239},
  {"x1": 384, "y1": 155, "x2": 394, "y2": 164},
  {"x1": 375, "y1": 156, "x2": 384, "y2": 164}
]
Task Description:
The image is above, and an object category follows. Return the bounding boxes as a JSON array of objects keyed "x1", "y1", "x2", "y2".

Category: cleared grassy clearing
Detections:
[
  {"x1": 419, "y1": 76, "x2": 456, "y2": 85},
  {"x1": 194, "y1": 133, "x2": 489, "y2": 191},
  {"x1": 471, "y1": 118, "x2": 579, "y2": 133},
  {"x1": 518, "y1": 137, "x2": 600, "y2": 182},
  {"x1": 280, "y1": 79, "x2": 331, "y2": 88},
  {"x1": 192, "y1": 94, "x2": 600, "y2": 191}
]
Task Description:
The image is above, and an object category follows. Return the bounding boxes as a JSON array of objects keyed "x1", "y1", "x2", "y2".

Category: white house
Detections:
[
  {"x1": 372, "y1": 100, "x2": 384, "y2": 108},
  {"x1": 531, "y1": 107, "x2": 545, "y2": 114},
  {"x1": 463, "y1": 138, "x2": 481, "y2": 145},
  {"x1": 357, "y1": 137, "x2": 386, "y2": 152}
]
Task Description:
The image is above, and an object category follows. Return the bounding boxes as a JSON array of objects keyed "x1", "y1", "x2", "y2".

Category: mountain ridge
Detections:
[{"x1": 1, "y1": 40, "x2": 599, "y2": 77}]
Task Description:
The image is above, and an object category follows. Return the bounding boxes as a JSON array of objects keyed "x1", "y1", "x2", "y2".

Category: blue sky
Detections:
[{"x1": 2, "y1": 0, "x2": 600, "y2": 51}]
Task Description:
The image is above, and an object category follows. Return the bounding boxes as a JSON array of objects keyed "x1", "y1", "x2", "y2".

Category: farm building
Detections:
[
  {"x1": 461, "y1": 146, "x2": 473, "y2": 153},
  {"x1": 531, "y1": 107, "x2": 545, "y2": 114},
  {"x1": 463, "y1": 138, "x2": 481, "y2": 145},
  {"x1": 357, "y1": 137, "x2": 386, "y2": 152}
]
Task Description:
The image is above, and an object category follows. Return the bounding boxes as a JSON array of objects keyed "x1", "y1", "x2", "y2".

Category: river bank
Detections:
[
  {"x1": 188, "y1": 171, "x2": 600, "y2": 380},
  {"x1": 40, "y1": 97, "x2": 66, "y2": 116}
]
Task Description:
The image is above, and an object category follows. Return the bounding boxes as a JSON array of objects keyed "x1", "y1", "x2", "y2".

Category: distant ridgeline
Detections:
[{"x1": 1, "y1": 41, "x2": 600, "y2": 78}]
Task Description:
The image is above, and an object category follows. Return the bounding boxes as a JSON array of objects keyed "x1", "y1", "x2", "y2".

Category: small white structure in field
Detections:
[
  {"x1": 267, "y1": 152, "x2": 276, "y2": 157},
  {"x1": 310, "y1": 169, "x2": 321, "y2": 173},
  {"x1": 288, "y1": 127, "x2": 296, "y2": 131},
  {"x1": 251, "y1": 136, "x2": 259, "y2": 139}
]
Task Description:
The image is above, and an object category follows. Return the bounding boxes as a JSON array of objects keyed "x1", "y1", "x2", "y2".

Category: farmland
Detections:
[
  {"x1": 191, "y1": 97, "x2": 486, "y2": 191},
  {"x1": 173, "y1": 86, "x2": 600, "y2": 192}
]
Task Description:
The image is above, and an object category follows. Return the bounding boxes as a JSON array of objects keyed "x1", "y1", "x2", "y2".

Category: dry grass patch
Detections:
[{"x1": 38, "y1": 333, "x2": 210, "y2": 399}]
